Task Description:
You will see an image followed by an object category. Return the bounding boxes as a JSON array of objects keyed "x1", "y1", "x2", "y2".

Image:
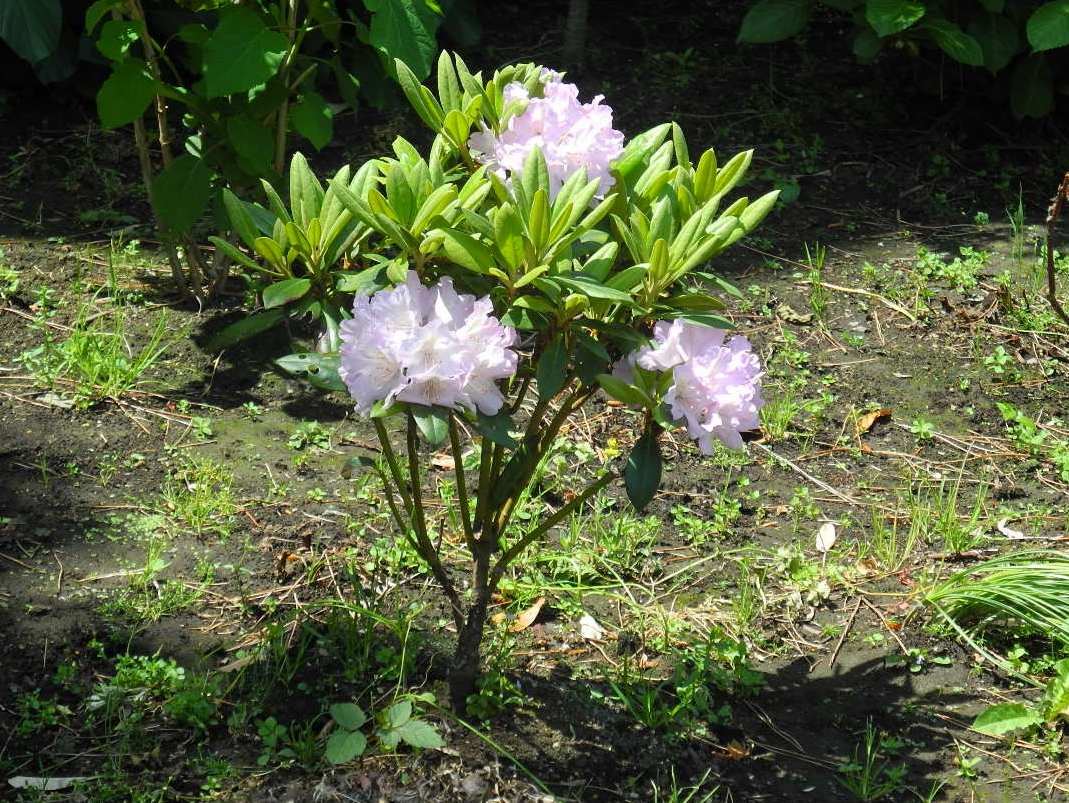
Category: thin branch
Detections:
[
  {"x1": 372, "y1": 418, "x2": 412, "y2": 516},
  {"x1": 1046, "y1": 170, "x2": 1069, "y2": 328},
  {"x1": 448, "y1": 413, "x2": 476, "y2": 554},
  {"x1": 488, "y1": 471, "x2": 614, "y2": 592}
]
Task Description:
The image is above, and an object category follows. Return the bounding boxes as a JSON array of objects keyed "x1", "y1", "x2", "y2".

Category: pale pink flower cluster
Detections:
[
  {"x1": 468, "y1": 71, "x2": 624, "y2": 198},
  {"x1": 619, "y1": 321, "x2": 764, "y2": 452},
  {"x1": 339, "y1": 272, "x2": 518, "y2": 415}
]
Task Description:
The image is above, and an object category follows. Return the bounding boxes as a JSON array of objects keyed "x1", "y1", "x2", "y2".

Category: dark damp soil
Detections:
[{"x1": 2, "y1": 1, "x2": 1069, "y2": 801}]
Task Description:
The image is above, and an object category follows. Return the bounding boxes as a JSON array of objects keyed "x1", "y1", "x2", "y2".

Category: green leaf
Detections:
[
  {"x1": 471, "y1": 411, "x2": 517, "y2": 449},
  {"x1": 0, "y1": 0, "x2": 60, "y2": 64},
  {"x1": 292, "y1": 91, "x2": 334, "y2": 150},
  {"x1": 1028, "y1": 1, "x2": 1069, "y2": 52},
  {"x1": 853, "y1": 28, "x2": 883, "y2": 61},
  {"x1": 226, "y1": 115, "x2": 275, "y2": 173},
  {"x1": 596, "y1": 374, "x2": 651, "y2": 407},
  {"x1": 202, "y1": 7, "x2": 287, "y2": 99},
  {"x1": 395, "y1": 719, "x2": 444, "y2": 749},
  {"x1": 536, "y1": 336, "x2": 568, "y2": 401},
  {"x1": 1043, "y1": 659, "x2": 1069, "y2": 720},
  {"x1": 411, "y1": 407, "x2": 449, "y2": 446},
  {"x1": 208, "y1": 236, "x2": 261, "y2": 273},
  {"x1": 429, "y1": 228, "x2": 494, "y2": 273},
  {"x1": 207, "y1": 309, "x2": 286, "y2": 350},
  {"x1": 86, "y1": 0, "x2": 121, "y2": 34},
  {"x1": 385, "y1": 700, "x2": 412, "y2": 729},
  {"x1": 1011, "y1": 54, "x2": 1053, "y2": 118},
  {"x1": 494, "y1": 203, "x2": 526, "y2": 271},
  {"x1": 625, "y1": 426, "x2": 662, "y2": 512},
  {"x1": 274, "y1": 352, "x2": 346, "y2": 392},
  {"x1": 738, "y1": 0, "x2": 812, "y2": 42},
  {"x1": 865, "y1": 0, "x2": 925, "y2": 37},
  {"x1": 968, "y1": 13, "x2": 1020, "y2": 73},
  {"x1": 330, "y1": 703, "x2": 367, "y2": 731},
  {"x1": 96, "y1": 20, "x2": 140, "y2": 62},
  {"x1": 97, "y1": 58, "x2": 156, "y2": 129},
  {"x1": 263, "y1": 277, "x2": 311, "y2": 308},
  {"x1": 325, "y1": 730, "x2": 367, "y2": 764},
  {"x1": 364, "y1": 0, "x2": 440, "y2": 80},
  {"x1": 222, "y1": 189, "x2": 261, "y2": 249},
  {"x1": 972, "y1": 703, "x2": 1041, "y2": 736},
  {"x1": 921, "y1": 18, "x2": 984, "y2": 66},
  {"x1": 978, "y1": 0, "x2": 1004, "y2": 11},
  {"x1": 151, "y1": 154, "x2": 212, "y2": 232},
  {"x1": 739, "y1": 189, "x2": 780, "y2": 232},
  {"x1": 668, "y1": 311, "x2": 735, "y2": 330},
  {"x1": 553, "y1": 274, "x2": 634, "y2": 303}
]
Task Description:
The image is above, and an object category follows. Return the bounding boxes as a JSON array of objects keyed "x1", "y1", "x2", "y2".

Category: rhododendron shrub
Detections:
[{"x1": 319, "y1": 54, "x2": 779, "y2": 709}]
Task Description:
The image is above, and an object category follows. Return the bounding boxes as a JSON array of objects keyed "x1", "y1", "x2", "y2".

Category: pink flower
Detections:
[
  {"x1": 468, "y1": 72, "x2": 625, "y2": 198},
  {"x1": 617, "y1": 320, "x2": 764, "y2": 451},
  {"x1": 339, "y1": 272, "x2": 518, "y2": 415}
]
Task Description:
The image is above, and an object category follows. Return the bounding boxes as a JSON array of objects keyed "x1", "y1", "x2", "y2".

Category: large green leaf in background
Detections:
[
  {"x1": 97, "y1": 58, "x2": 156, "y2": 129},
  {"x1": 1011, "y1": 54, "x2": 1053, "y2": 118},
  {"x1": 151, "y1": 155, "x2": 213, "y2": 231},
  {"x1": 737, "y1": 0, "x2": 811, "y2": 43},
  {"x1": 968, "y1": 12, "x2": 1020, "y2": 73},
  {"x1": 202, "y1": 7, "x2": 287, "y2": 98},
  {"x1": 922, "y1": 18, "x2": 984, "y2": 66},
  {"x1": 0, "y1": 0, "x2": 61, "y2": 64},
  {"x1": 363, "y1": 0, "x2": 441, "y2": 78},
  {"x1": 291, "y1": 92, "x2": 334, "y2": 150},
  {"x1": 1028, "y1": 1, "x2": 1069, "y2": 52},
  {"x1": 865, "y1": 0, "x2": 925, "y2": 37}
]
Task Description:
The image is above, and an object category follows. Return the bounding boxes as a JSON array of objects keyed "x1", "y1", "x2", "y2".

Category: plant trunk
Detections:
[{"x1": 449, "y1": 592, "x2": 490, "y2": 712}]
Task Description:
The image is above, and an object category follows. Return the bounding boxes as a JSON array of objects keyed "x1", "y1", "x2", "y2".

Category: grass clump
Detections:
[{"x1": 924, "y1": 550, "x2": 1069, "y2": 655}]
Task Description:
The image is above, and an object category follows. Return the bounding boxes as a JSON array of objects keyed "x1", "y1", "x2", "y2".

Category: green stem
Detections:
[
  {"x1": 372, "y1": 418, "x2": 412, "y2": 516},
  {"x1": 489, "y1": 472, "x2": 614, "y2": 592},
  {"x1": 448, "y1": 413, "x2": 476, "y2": 553},
  {"x1": 473, "y1": 434, "x2": 494, "y2": 535},
  {"x1": 406, "y1": 413, "x2": 465, "y2": 630}
]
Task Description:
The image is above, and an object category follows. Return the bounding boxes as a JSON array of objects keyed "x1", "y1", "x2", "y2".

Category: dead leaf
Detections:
[
  {"x1": 430, "y1": 452, "x2": 455, "y2": 471},
  {"x1": 815, "y1": 522, "x2": 837, "y2": 553},
  {"x1": 777, "y1": 305, "x2": 814, "y2": 325},
  {"x1": 509, "y1": 596, "x2": 546, "y2": 632},
  {"x1": 218, "y1": 654, "x2": 257, "y2": 673},
  {"x1": 996, "y1": 518, "x2": 1025, "y2": 540},
  {"x1": 855, "y1": 408, "x2": 892, "y2": 436},
  {"x1": 721, "y1": 740, "x2": 751, "y2": 760},
  {"x1": 855, "y1": 557, "x2": 879, "y2": 577},
  {"x1": 8, "y1": 777, "x2": 91, "y2": 791},
  {"x1": 579, "y1": 614, "x2": 605, "y2": 641}
]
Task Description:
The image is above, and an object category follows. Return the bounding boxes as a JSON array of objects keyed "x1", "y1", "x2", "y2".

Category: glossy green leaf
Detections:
[
  {"x1": 207, "y1": 309, "x2": 286, "y2": 350},
  {"x1": 412, "y1": 407, "x2": 449, "y2": 446},
  {"x1": 430, "y1": 228, "x2": 494, "y2": 273},
  {"x1": 625, "y1": 426, "x2": 662, "y2": 512},
  {"x1": 596, "y1": 374, "x2": 651, "y2": 407},
  {"x1": 536, "y1": 336, "x2": 568, "y2": 401},
  {"x1": 471, "y1": 411, "x2": 517, "y2": 448},
  {"x1": 274, "y1": 352, "x2": 346, "y2": 392},
  {"x1": 263, "y1": 277, "x2": 311, "y2": 308}
]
